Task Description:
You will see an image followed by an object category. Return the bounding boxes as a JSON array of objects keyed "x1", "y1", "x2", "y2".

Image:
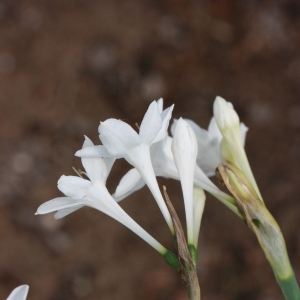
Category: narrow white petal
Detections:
[
  {"x1": 150, "y1": 138, "x2": 179, "y2": 180},
  {"x1": 6, "y1": 285, "x2": 29, "y2": 300},
  {"x1": 170, "y1": 118, "x2": 178, "y2": 136},
  {"x1": 172, "y1": 118, "x2": 198, "y2": 244},
  {"x1": 80, "y1": 137, "x2": 116, "y2": 179},
  {"x1": 75, "y1": 145, "x2": 112, "y2": 158},
  {"x1": 113, "y1": 168, "x2": 146, "y2": 202},
  {"x1": 184, "y1": 119, "x2": 222, "y2": 177},
  {"x1": 36, "y1": 197, "x2": 84, "y2": 215},
  {"x1": 193, "y1": 165, "x2": 240, "y2": 216},
  {"x1": 240, "y1": 122, "x2": 248, "y2": 146},
  {"x1": 139, "y1": 101, "x2": 162, "y2": 144},
  {"x1": 54, "y1": 205, "x2": 85, "y2": 219},
  {"x1": 207, "y1": 117, "x2": 223, "y2": 142},
  {"x1": 102, "y1": 157, "x2": 116, "y2": 182},
  {"x1": 81, "y1": 157, "x2": 108, "y2": 182},
  {"x1": 152, "y1": 104, "x2": 174, "y2": 144},
  {"x1": 99, "y1": 119, "x2": 140, "y2": 156},
  {"x1": 184, "y1": 119, "x2": 205, "y2": 138},
  {"x1": 58, "y1": 175, "x2": 90, "y2": 199},
  {"x1": 157, "y1": 98, "x2": 163, "y2": 113},
  {"x1": 82, "y1": 135, "x2": 94, "y2": 148},
  {"x1": 193, "y1": 187, "x2": 206, "y2": 247}
]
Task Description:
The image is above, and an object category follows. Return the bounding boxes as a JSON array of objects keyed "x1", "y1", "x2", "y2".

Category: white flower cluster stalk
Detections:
[{"x1": 36, "y1": 97, "x2": 246, "y2": 260}]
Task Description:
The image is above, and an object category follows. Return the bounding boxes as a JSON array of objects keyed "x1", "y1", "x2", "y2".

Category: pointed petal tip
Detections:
[
  {"x1": 82, "y1": 136, "x2": 94, "y2": 149},
  {"x1": 7, "y1": 285, "x2": 29, "y2": 300},
  {"x1": 215, "y1": 95, "x2": 225, "y2": 101}
]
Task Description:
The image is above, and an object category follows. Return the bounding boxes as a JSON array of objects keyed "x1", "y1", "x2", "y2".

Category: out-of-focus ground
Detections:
[{"x1": 0, "y1": 0, "x2": 300, "y2": 299}]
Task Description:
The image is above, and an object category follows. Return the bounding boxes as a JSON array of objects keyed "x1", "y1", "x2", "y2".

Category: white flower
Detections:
[
  {"x1": 171, "y1": 118, "x2": 241, "y2": 216},
  {"x1": 36, "y1": 137, "x2": 168, "y2": 255},
  {"x1": 77, "y1": 99, "x2": 175, "y2": 233},
  {"x1": 6, "y1": 285, "x2": 29, "y2": 300},
  {"x1": 171, "y1": 118, "x2": 198, "y2": 246},
  {"x1": 213, "y1": 96, "x2": 262, "y2": 201}
]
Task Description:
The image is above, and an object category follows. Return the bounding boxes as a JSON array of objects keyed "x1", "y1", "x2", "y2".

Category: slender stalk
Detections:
[
  {"x1": 163, "y1": 186, "x2": 201, "y2": 300},
  {"x1": 183, "y1": 264, "x2": 200, "y2": 300},
  {"x1": 276, "y1": 273, "x2": 300, "y2": 300}
]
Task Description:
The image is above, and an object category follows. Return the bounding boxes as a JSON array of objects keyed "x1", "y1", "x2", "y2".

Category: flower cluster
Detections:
[{"x1": 36, "y1": 96, "x2": 248, "y2": 264}]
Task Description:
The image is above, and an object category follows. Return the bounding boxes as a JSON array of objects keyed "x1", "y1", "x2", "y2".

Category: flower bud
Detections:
[{"x1": 213, "y1": 96, "x2": 240, "y2": 133}]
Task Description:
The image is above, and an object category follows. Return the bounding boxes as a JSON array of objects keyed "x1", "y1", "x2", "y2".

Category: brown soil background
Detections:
[{"x1": 1, "y1": 0, "x2": 300, "y2": 299}]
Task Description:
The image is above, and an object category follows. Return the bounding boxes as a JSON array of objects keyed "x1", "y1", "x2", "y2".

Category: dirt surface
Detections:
[{"x1": 1, "y1": 0, "x2": 300, "y2": 299}]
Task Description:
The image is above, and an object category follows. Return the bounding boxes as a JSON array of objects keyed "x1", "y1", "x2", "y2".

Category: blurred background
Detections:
[{"x1": 0, "y1": 0, "x2": 300, "y2": 299}]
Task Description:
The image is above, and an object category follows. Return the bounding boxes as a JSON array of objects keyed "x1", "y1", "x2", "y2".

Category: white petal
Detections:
[
  {"x1": 75, "y1": 145, "x2": 114, "y2": 158},
  {"x1": 36, "y1": 197, "x2": 84, "y2": 215},
  {"x1": 183, "y1": 119, "x2": 205, "y2": 139},
  {"x1": 54, "y1": 205, "x2": 84, "y2": 219},
  {"x1": 139, "y1": 101, "x2": 162, "y2": 144},
  {"x1": 157, "y1": 98, "x2": 163, "y2": 112},
  {"x1": 170, "y1": 118, "x2": 177, "y2": 136},
  {"x1": 99, "y1": 119, "x2": 140, "y2": 156},
  {"x1": 172, "y1": 118, "x2": 198, "y2": 244},
  {"x1": 193, "y1": 187, "x2": 206, "y2": 247},
  {"x1": 152, "y1": 104, "x2": 174, "y2": 144},
  {"x1": 184, "y1": 119, "x2": 222, "y2": 177},
  {"x1": 193, "y1": 165, "x2": 240, "y2": 216},
  {"x1": 240, "y1": 122, "x2": 248, "y2": 146},
  {"x1": 6, "y1": 285, "x2": 29, "y2": 300},
  {"x1": 113, "y1": 168, "x2": 146, "y2": 202},
  {"x1": 207, "y1": 117, "x2": 223, "y2": 142},
  {"x1": 81, "y1": 157, "x2": 108, "y2": 182},
  {"x1": 150, "y1": 137, "x2": 179, "y2": 179},
  {"x1": 58, "y1": 175, "x2": 90, "y2": 199},
  {"x1": 82, "y1": 135, "x2": 94, "y2": 148},
  {"x1": 103, "y1": 157, "x2": 116, "y2": 181}
]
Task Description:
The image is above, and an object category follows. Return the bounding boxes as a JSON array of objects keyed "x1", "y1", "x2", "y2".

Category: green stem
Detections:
[
  {"x1": 276, "y1": 273, "x2": 300, "y2": 300},
  {"x1": 217, "y1": 162, "x2": 300, "y2": 300}
]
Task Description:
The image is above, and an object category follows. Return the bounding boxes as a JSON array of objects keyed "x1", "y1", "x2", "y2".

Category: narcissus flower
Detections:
[
  {"x1": 77, "y1": 99, "x2": 175, "y2": 233},
  {"x1": 36, "y1": 137, "x2": 173, "y2": 258}
]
